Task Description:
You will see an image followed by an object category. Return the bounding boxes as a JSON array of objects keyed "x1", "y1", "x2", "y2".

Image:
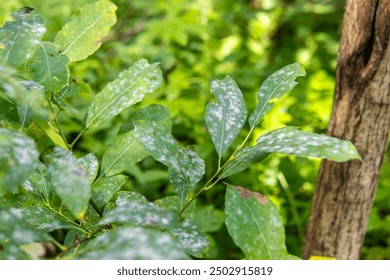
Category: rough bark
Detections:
[{"x1": 302, "y1": 0, "x2": 390, "y2": 260}]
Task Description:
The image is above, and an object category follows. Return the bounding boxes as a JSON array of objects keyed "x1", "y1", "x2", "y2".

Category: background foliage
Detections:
[{"x1": 1, "y1": 0, "x2": 389, "y2": 259}]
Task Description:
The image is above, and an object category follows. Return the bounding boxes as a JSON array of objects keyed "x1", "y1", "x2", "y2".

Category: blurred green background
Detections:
[{"x1": 1, "y1": 0, "x2": 389, "y2": 259}]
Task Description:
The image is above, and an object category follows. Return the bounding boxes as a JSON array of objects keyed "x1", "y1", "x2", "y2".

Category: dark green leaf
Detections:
[
  {"x1": 193, "y1": 205, "x2": 225, "y2": 233},
  {"x1": 92, "y1": 175, "x2": 127, "y2": 207}
]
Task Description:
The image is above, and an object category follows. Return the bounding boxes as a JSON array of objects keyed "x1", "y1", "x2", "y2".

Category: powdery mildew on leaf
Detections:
[
  {"x1": 249, "y1": 63, "x2": 306, "y2": 129},
  {"x1": 169, "y1": 219, "x2": 210, "y2": 258},
  {"x1": 205, "y1": 76, "x2": 247, "y2": 158},
  {"x1": 101, "y1": 130, "x2": 148, "y2": 176},
  {"x1": 0, "y1": 8, "x2": 46, "y2": 68},
  {"x1": 0, "y1": 128, "x2": 39, "y2": 194},
  {"x1": 225, "y1": 186, "x2": 290, "y2": 259},
  {"x1": 255, "y1": 126, "x2": 361, "y2": 162},
  {"x1": 45, "y1": 147, "x2": 91, "y2": 218},
  {"x1": 91, "y1": 175, "x2": 127, "y2": 207},
  {"x1": 54, "y1": 1, "x2": 117, "y2": 62},
  {"x1": 78, "y1": 153, "x2": 99, "y2": 185},
  {"x1": 134, "y1": 121, "x2": 205, "y2": 208},
  {"x1": 85, "y1": 59, "x2": 163, "y2": 129},
  {"x1": 77, "y1": 226, "x2": 188, "y2": 260},
  {"x1": 100, "y1": 191, "x2": 179, "y2": 229}
]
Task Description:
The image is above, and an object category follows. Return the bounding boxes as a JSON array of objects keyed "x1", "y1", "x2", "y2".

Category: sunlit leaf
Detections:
[
  {"x1": 92, "y1": 175, "x2": 127, "y2": 207},
  {"x1": 134, "y1": 120, "x2": 205, "y2": 208},
  {"x1": 25, "y1": 42, "x2": 70, "y2": 93},
  {"x1": 85, "y1": 59, "x2": 162, "y2": 129},
  {"x1": 0, "y1": 128, "x2": 39, "y2": 194},
  {"x1": 0, "y1": 8, "x2": 46, "y2": 67},
  {"x1": 76, "y1": 226, "x2": 188, "y2": 260},
  {"x1": 255, "y1": 126, "x2": 361, "y2": 162},
  {"x1": 54, "y1": 0, "x2": 117, "y2": 62},
  {"x1": 249, "y1": 63, "x2": 306, "y2": 129},
  {"x1": 205, "y1": 76, "x2": 247, "y2": 158},
  {"x1": 44, "y1": 147, "x2": 91, "y2": 218},
  {"x1": 225, "y1": 185, "x2": 293, "y2": 259}
]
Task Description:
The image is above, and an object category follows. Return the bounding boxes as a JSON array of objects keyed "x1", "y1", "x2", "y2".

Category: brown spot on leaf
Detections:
[{"x1": 235, "y1": 186, "x2": 269, "y2": 205}]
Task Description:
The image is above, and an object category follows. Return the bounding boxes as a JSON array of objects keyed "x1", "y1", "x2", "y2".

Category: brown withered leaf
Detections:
[{"x1": 235, "y1": 186, "x2": 269, "y2": 205}]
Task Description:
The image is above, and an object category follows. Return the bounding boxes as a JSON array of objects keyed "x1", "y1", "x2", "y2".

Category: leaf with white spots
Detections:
[
  {"x1": 255, "y1": 126, "x2": 361, "y2": 162},
  {"x1": 25, "y1": 42, "x2": 70, "y2": 93},
  {"x1": 100, "y1": 191, "x2": 179, "y2": 229},
  {"x1": 249, "y1": 63, "x2": 306, "y2": 129},
  {"x1": 91, "y1": 175, "x2": 127, "y2": 207},
  {"x1": 44, "y1": 147, "x2": 91, "y2": 218},
  {"x1": 101, "y1": 131, "x2": 148, "y2": 176},
  {"x1": 134, "y1": 121, "x2": 205, "y2": 209},
  {"x1": 205, "y1": 76, "x2": 247, "y2": 158},
  {"x1": 78, "y1": 153, "x2": 99, "y2": 185},
  {"x1": 219, "y1": 147, "x2": 269, "y2": 179},
  {"x1": 85, "y1": 59, "x2": 163, "y2": 129},
  {"x1": 0, "y1": 128, "x2": 39, "y2": 194},
  {"x1": 225, "y1": 185, "x2": 294, "y2": 259},
  {"x1": 0, "y1": 8, "x2": 46, "y2": 68},
  {"x1": 0, "y1": 208, "x2": 51, "y2": 245},
  {"x1": 76, "y1": 226, "x2": 188, "y2": 260},
  {"x1": 169, "y1": 219, "x2": 210, "y2": 258},
  {"x1": 54, "y1": 0, "x2": 117, "y2": 62}
]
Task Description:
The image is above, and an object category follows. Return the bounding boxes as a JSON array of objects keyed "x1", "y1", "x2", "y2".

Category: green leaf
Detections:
[
  {"x1": 0, "y1": 193, "x2": 79, "y2": 231},
  {"x1": 205, "y1": 76, "x2": 247, "y2": 158},
  {"x1": 0, "y1": 128, "x2": 39, "y2": 194},
  {"x1": 25, "y1": 42, "x2": 70, "y2": 93},
  {"x1": 219, "y1": 147, "x2": 269, "y2": 179},
  {"x1": 121, "y1": 104, "x2": 172, "y2": 133},
  {"x1": 0, "y1": 207, "x2": 51, "y2": 245},
  {"x1": 170, "y1": 219, "x2": 210, "y2": 258},
  {"x1": 100, "y1": 191, "x2": 179, "y2": 229},
  {"x1": 0, "y1": 243, "x2": 31, "y2": 260},
  {"x1": 0, "y1": 8, "x2": 46, "y2": 67},
  {"x1": 193, "y1": 205, "x2": 225, "y2": 233},
  {"x1": 249, "y1": 63, "x2": 306, "y2": 129},
  {"x1": 155, "y1": 195, "x2": 196, "y2": 219},
  {"x1": 255, "y1": 126, "x2": 361, "y2": 162},
  {"x1": 76, "y1": 226, "x2": 188, "y2": 260},
  {"x1": 54, "y1": 0, "x2": 117, "y2": 62},
  {"x1": 44, "y1": 147, "x2": 91, "y2": 218},
  {"x1": 101, "y1": 131, "x2": 148, "y2": 176},
  {"x1": 225, "y1": 185, "x2": 290, "y2": 259},
  {"x1": 92, "y1": 175, "x2": 127, "y2": 207},
  {"x1": 78, "y1": 153, "x2": 99, "y2": 185},
  {"x1": 85, "y1": 59, "x2": 163, "y2": 129},
  {"x1": 134, "y1": 120, "x2": 205, "y2": 208}
]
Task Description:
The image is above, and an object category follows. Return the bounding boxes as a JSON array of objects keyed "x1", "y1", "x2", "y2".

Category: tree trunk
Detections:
[{"x1": 302, "y1": 0, "x2": 390, "y2": 260}]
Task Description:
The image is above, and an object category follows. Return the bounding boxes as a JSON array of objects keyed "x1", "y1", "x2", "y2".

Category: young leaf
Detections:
[
  {"x1": 91, "y1": 175, "x2": 127, "y2": 207},
  {"x1": 134, "y1": 120, "x2": 205, "y2": 208},
  {"x1": 169, "y1": 219, "x2": 210, "y2": 258},
  {"x1": 219, "y1": 147, "x2": 269, "y2": 179},
  {"x1": 101, "y1": 131, "x2": 148, "y2": 176},
  {"x1": 44, "y1": 147, "x2": 91, "y2": 218},
  {"x1": 225, "y1": 185, "x2": 292, "y2": 259},
  {"x1": 249, "y1": 63, "x2": 306, "y2": 129},
  {"x1": 205, "y1": 76, "x2": 247, "y2": 158},
  {"x1": 54, "y1": 0, "x2": 117, "y2": 62},
  {"x1": 255, "y1": 126, "x2": 361, "y2": 162},
  {"x1": 0, "y1": 128, "x2": 39, "y2": 194},
  {"x1": 100, "y1": 191, "x2": 179, "y2": 229},
  {"x1": 85, "y1": 59, "x2": 163, "y2": 129},
  {"x1": 76, "y1": 226, "x2": 188, "y2": 260},
  {"x1": 25, "y1": 42, "x2": 70, "y2": 93},
  {"x1": 0, "y1": 8, "x2": 46, "y2": 68}
]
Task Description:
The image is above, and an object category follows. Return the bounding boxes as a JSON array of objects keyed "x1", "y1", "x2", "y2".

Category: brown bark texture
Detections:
[{"x1": 302, "y1": 0, "x2": 390, "y2": 260}]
